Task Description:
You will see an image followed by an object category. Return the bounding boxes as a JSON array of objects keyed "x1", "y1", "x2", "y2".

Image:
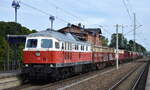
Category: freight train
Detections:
[{"x1": 22, "y1": 30, "x2": 142, "y2": 81}]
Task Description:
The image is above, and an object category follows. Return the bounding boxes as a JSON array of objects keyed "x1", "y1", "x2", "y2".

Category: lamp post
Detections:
[
  {"x1": 49, "y1": 16, "x2": 55, "y2": 30},
  {"x1": 12, "y1": 0, "x2": 20, "y2": 22}
]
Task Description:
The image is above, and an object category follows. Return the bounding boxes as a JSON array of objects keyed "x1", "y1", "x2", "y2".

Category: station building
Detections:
[{"x1": 58, "y1": 24, "x2": 102, "y2": 46}]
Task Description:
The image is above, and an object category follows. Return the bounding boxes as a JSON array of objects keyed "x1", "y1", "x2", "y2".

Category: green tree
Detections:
[
  {"x1": 126, "y1": 40, "x2": 134, "y2": 51},
  {"x1": 0, "y1": 21, "x2": 37, "y2": 70},
  {"x1": 109, "y1": 33, "x2": 128, "y2": 49},
  {"x1": 126, "y1": 40, "x2": 147, "y2": 53},
  {"x1": 0, "y1": 36, "x2": 7, "y2": 61},
  {"x1": 101, "y1": 35, "x2": 108, "y2": 46}
]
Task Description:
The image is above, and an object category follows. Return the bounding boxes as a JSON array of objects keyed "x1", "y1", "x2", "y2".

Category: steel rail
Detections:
[
  {"x1": 109, "y1": 63, "x2": 144, "y2": 90},
  {"x1": 132, "y1": 62, "x2": 149, "y2": 90}
]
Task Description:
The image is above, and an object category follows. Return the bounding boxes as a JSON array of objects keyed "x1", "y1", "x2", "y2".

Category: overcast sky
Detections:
[{"x1": 1, "y1": 0, "x2": 150, "y2": 51}]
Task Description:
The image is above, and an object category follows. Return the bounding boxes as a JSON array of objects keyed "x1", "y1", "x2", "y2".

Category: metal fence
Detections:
[{"x1": 1, "y1": 60, "x2": 22, "y2": 71}]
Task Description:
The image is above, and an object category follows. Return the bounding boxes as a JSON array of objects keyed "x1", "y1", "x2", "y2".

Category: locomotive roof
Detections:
[{"x1": 28, "y1": 30, "x2": 91, "y2": 45}]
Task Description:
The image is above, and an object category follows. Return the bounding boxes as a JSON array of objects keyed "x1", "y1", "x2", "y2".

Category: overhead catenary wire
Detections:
[
  {"x1": 136, "y1": 31, "x2": 150, "y2": 46},
  {"x1": 125, "y1": 0, "x2": 134, "y2": 13},
  {"x1": 99, "y1": 24, "x2": 132, "y2": 36},
  {"x1": 99, "y1": 25, "x2": 112, "y2": 35},
  {"x1": 122, "y1": 0, "x2": 142, "y2": 26},
  {"x1": 122, "y1": 0, "x2": 132, "y2": 21},
  {"x1": 45, "y1": 0, "x2": 84, "y2": 21},
  {"x1": 19, "y1": 0, "x2": 144, "y2": 44},
  {"x1": 20, "y1": 1, "x2": 70, "y2": 23},
  {"x1": 135, "y1": 35, "x2": 149, "y2": 51}
]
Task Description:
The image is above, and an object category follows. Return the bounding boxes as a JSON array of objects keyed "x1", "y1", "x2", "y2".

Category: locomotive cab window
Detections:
[
  {"x1": 27, "y1": 39, "x2": 37, "y2": 48},
  {"x1": 86, "y1": 46, "x2": 88, "y2": 51},
  {"x1": 41, "y1": 39, "x2": 53, "y2": 48},
  {"x1": 55, "y1": 42, "x2": 60, "y2": 49},
  {"x1": 62, "y1": 43, "x2": 64, "y2": 49}
]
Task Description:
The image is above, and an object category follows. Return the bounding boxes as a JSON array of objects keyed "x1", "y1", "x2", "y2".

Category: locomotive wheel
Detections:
[
  {"x1": 55, "y1": 70, "x2": 61, "y2": 81},
  {"x1": 60, "y1": 68, "x2": 70, "y2": 79}
]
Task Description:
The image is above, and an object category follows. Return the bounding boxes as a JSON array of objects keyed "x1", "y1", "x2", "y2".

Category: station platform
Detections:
[{"x1": 0, "y1": 70, "x2": 21, "y2": 79}]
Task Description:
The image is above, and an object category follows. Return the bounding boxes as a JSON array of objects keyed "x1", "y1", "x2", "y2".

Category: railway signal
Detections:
[{"x1": 12, "y1": 0, "x2": 20, "y2": 22}]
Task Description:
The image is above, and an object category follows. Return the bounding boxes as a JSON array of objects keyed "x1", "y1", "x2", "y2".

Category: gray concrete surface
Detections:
[{"x1": 145, "y1": 65, "x2": 150, "y2": 90}]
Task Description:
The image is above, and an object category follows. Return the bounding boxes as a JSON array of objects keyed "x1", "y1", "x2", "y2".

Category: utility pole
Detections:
[
  {"x1": 122, "y1": 25, "x2": 124, "y2": 48},
  {"x1": 133, "y1": 13, "x2": 136, "y2": 59},
  {"x1": 122, "y1": 25, "x2": 124, "y2": 35},
  {"x1": 7, "y1": 35, "x2": 10, "y2": 71},
  {"x1": 12, "y1": 0, "x2": 20, "y2": 22},
  {"x1": 116, "y1": 24, "x2": 119, "y2": 70}
]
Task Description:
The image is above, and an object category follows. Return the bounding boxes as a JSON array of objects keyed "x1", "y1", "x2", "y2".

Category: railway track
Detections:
[
  {"x1": 6, "y1": 64, "x2": 118, "y2": 90},
  {"x1": 6, "y1": 58, "x2": 148, "y2": 90},
  {"x1": 109, "y1": 60, "x2": 149, "y2": 90},
  {"x1": 132, "y1": 60, "x2": 150, "y2": 90},
  {"x1": 0, "y1": 76, "x2": 22, "y2": 90}
]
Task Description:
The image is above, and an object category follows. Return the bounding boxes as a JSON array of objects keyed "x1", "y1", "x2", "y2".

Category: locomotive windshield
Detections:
[
  {"x1": 27, "y1": 39, "x2": 37, "y2": 48},
  {"x1": 41, "y1": 39, "x2": 53, "y2": 48}
]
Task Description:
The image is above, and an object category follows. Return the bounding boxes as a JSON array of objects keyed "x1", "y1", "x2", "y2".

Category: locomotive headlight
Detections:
[
  {"x1": 35, "y1": 52, "x2": 41, "y2": 56},
  {"x1": 25, "y1": 64, "x2": 28, "y2": 67},
  {"x1": 50, "y1": 64, "x2": 53, "y2": 67}
]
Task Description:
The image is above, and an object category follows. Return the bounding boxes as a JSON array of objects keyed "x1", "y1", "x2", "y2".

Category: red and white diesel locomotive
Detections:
[{"x1": 22, "y1": 30, "x2": 141, "y2": 80}]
